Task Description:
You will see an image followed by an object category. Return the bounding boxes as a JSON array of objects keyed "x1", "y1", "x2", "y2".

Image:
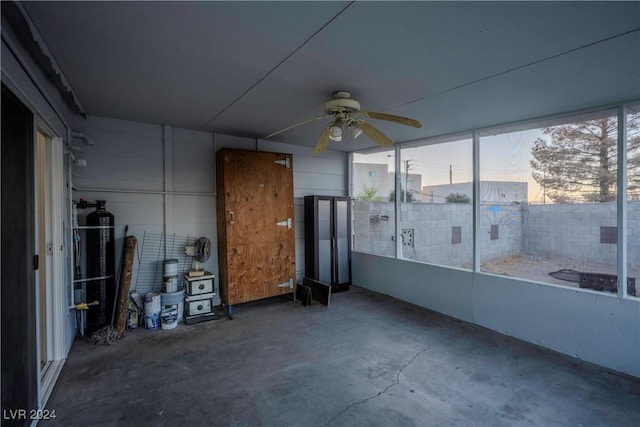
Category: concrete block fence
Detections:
[{"x1": 354, "y1": 201, "x2": 639, "y2": 276}]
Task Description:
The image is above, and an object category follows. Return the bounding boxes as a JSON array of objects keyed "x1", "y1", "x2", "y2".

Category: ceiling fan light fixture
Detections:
[
  {"x1": 348, "y1": 122, "x2": 363, "y2": 139},
  {"x1": 263, "y1": 91, "x2": 422, "y2": 154},
  {"x1": 328, "y1": 121, "x2": 343, "y2": 142}
]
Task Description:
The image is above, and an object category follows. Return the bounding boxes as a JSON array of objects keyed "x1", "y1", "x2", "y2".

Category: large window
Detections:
[
  {"x1": 350, "y1": 104, "x2": 638, "y2": 299},
  {"x1": 399, "y1": 136, "x2": 473, "y2": 268},
  {"x1": 352, "y1": 149, "x2": 396, "y2": 257},
  {"x1": 479, "y1": 109, "x2": 626, "y2": 294}
]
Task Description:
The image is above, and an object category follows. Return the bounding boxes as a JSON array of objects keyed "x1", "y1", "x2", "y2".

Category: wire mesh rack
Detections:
[{"x1": 133, "y1": 231, "x2": 195, "y2": 295}]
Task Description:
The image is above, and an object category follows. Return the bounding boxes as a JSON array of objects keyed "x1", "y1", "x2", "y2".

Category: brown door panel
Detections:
[
  {"x1": 227, "y1": 243, "x2": 295, "y2": 304},
  {"x1": 218, "y1": 149, "x2": 295, "y2": 306}
]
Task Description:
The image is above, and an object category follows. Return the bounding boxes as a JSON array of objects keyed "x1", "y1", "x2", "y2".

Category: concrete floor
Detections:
[{"x1": 46, "y1": 286, "x2": 639, "y2": 426}]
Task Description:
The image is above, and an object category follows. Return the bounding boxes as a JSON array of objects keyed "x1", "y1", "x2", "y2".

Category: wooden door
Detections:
[{"x1": 217, "y1": 149, "x2": 295, "y2": 305}]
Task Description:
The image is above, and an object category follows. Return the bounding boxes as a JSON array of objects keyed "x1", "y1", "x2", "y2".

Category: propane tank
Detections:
[{"x1": 85, "y1": 200, "x2": 115, "y2": 333}]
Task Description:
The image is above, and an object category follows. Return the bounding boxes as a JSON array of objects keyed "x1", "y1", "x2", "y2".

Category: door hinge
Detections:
[
  {"x1": 276, "y1": 218, "x2": 293, "y2": 230},
  {"x1": 274, "y1": 156, "x2": 291, "y2": 169},
  {"x1": 33, "y1": 255, "x2": 39, "y2": 270},
  {"x1": 277, "y1": 279, "x2": 294, "y2": 289}
]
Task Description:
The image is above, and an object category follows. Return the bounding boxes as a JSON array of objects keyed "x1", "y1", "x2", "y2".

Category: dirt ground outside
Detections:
[{"x1": 478, "y1": 253, "x2": 640, "y2": 298}]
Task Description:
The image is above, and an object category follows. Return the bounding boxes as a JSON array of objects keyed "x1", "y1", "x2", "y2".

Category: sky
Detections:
[
  {"x1": 353, "y1": 107, "x2": 640, "y2": 203},
  {"x1": 354, "y1": 129, "x2": 545, "y2": 203}
]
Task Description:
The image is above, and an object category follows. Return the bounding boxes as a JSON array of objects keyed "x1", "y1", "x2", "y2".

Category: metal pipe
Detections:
[
  {"x1": 73, "y1": 274, "x2": 115, "y2": 284},
  {"x1": 164, "y1": 125, "x2": 173, "y2": 259},
  {"x1": 74, "y1": 225, "x2": 114, "y2": 230},
  {"x1": 394, "y1": 145, "x2": 402, "y2": 258},
  {"x1": 74, "y1": 187, "x2": 215, "y2": 196},
  {"x1": 472, "y1": 130, "x2": 481, "y2": 273},
  {"x1": 617, "y1": 105, "x2": 628, "y2": 298},
  {"x1": 71, "y1": 131, "x2": 94, "y2": 146},
  {"x1": 66, "y1": 133, "x2": 76, "y2": 312}
]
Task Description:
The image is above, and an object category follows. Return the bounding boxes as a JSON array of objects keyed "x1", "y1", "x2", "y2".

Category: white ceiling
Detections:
[{"x1": 22, "y1": 1, "x2": 640, "y2": 152}]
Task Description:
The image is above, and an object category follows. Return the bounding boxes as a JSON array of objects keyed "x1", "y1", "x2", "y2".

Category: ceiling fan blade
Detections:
[
  {"x1": 361, "y1": 121, "x2": 393, "y2": 147},
  {"x1": 264, "y1": 114, "x2": 331, "y2": 139},
  {"x1": 313, "y1": 126, "x2": 331, "y2": 154},
  {"x1": 361, "y1": 111, "x2": 423, "y2": 128}
]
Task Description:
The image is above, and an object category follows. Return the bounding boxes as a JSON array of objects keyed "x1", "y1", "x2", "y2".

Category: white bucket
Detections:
[
  {"x1": 144, "y1": 292, "x2": 161, "y2": 315},
  {"x1": 164, "y1": 276, "x2": 178, "y2": 293},
  {"x1": 164, "y1": 259, "x2": 179, "y2": 277},
  {"x1": 161, "y1": 290, "x2": 184, "y2": 322},
  {"x1": 160, "y1": 307, "x2": 178, "y2": 330},
  {"x1": 145, "y1": 313, "x2": 160, "y2": 330},
  {"x1": 163, "y1": 302, "x2": 184, "y2": 322}
]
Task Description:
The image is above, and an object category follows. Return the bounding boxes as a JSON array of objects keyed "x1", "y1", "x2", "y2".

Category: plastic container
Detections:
[
  {"x1": 160, "y1": 307, "x2": 178, "y2": 330},
  {"x1": 164, "y1": 276, "x2": 178, "y2": 293},
  {"x1": 164, "y1": 259, "x2": 179, "y2": 277},
  {"x1": 144, "y1": 292, "x2": 161, "y2": 315},
  {"x1": 161, "y1": 290, "x2": 184, "y2": 306},
  {"x1": 144, "y1": 313, "x2": 160, "y2": 330}
]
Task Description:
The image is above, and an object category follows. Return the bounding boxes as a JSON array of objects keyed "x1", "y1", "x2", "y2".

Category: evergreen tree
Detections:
[{"x1": 530, "y1": 116, "x2": 640, "y2": 202}]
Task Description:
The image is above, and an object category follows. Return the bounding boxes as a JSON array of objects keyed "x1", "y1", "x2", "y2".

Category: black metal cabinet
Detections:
[{"x1": 304, "y1": 195, "x2": 351, "y2": 292}]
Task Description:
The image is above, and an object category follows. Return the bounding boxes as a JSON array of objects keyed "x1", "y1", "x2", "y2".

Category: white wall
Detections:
[
  {"x1": 353, "y1": 163, "x2": 422, "y2": 201},
  {"x1": 352, "y1": 251, "x2": 640, "y2": 378},
  {"x1": 71, "y1": 118, "x2": 348, "y2": 303},
  {"x1": 72, "y1": 117, "x2": 215, "y2": 301}
]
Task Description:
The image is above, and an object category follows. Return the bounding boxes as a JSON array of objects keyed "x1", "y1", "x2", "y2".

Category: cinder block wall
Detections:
[
  {"x1": 353, "y1": 202, "x2": 522, "y2": 267},
  {"x1": 354, "y1": 201, "x2": 638, "y2": 278},
  {"x1": 523, "y1": 201, "x2": 639, "y2": 274}
]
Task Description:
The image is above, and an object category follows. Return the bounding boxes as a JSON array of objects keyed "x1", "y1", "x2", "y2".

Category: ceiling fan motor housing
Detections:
[
  {"x1": 324, "y1": 91, "x2": 361, "y2": 114},
  {"x1": 265, "y1": 89, "x2": 420, "y2": 154}
]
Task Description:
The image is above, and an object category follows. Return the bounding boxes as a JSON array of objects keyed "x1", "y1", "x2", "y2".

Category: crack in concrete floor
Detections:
[{"x1": 326, "y1": 347, "x2": 430, "y2": 426}]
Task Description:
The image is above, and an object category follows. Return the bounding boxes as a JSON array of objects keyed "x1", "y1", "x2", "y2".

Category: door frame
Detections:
[
  {"x1": 2, "y1": 69, "x2": 70, "y2": 413},
  {"x1": 34, "y1": 121, "x2": 67, "y2": 406}
]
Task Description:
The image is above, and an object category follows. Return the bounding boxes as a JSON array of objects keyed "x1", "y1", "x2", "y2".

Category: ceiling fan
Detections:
[{"x1": 264, "y1": 91, "x2": 423, "y2": 154}]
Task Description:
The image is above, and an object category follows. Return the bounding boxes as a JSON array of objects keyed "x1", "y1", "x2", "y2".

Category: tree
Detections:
[
  {"x1": 357, "y1": 185, "x2": 383, "y2": 202},
  {"x1": 445, "y1": 192, "x2": 471, "y2": 203},
  {"x1": 530, "y1": 116, "x2": 640, "y2": 203},
  {"x1": 388, "y1": 188, "x2": 415, "y2": 202}
]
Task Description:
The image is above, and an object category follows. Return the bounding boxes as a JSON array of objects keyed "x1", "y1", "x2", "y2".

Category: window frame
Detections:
[{"x1": 349, "y1": 101, "x2": 638, "y2": 300}]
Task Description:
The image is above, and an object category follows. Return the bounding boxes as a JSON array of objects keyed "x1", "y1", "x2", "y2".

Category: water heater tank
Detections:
[{"x1": 85, "y1": 200, "x2": 115, "y2": 334}]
